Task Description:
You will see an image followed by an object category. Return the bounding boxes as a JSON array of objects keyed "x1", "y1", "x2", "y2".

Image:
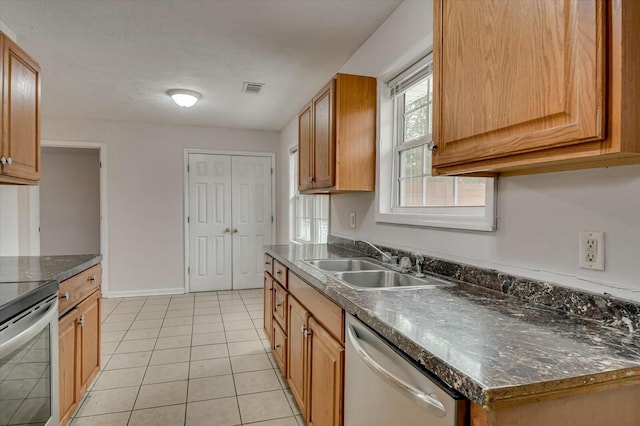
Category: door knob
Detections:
[
  {"x1": 232, "y1": 228, "x2": 238, "y2": 233},
  {"x1": 224, "y1": 227, "x2": 231, "y2": 233}
]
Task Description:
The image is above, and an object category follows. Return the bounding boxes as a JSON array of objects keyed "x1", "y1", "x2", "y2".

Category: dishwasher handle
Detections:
[{"x1": 347, "y1": 323, "x2": 447, "y2": 418}]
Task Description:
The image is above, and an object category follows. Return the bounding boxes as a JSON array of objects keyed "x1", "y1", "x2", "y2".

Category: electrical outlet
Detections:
[
  {"x1": 349, "y1": 212, "x2": 357, "y2": 229},
  {"x1": 579, "y1": 232, "x2": 605, "y2": 271}
]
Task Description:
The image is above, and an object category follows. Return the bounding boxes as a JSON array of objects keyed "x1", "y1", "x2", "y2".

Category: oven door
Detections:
[{"x1": 0, "y1": 296, "x2": 59, "y2": 426}]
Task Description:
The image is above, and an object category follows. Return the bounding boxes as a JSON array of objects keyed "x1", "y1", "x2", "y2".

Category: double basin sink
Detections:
[{"x1": 304, "y1": 258, "x2": 454, "y2": 291}]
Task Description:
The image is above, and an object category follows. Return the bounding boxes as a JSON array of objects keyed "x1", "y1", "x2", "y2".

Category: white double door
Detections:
[{"x1": 188, "y1": 153, "x2": 272, "y2": 292}]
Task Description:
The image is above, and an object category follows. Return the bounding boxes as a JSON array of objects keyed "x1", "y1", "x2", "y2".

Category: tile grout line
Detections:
[{"x1": 126, "y1": 296, "x2": 167, "y2": 425}]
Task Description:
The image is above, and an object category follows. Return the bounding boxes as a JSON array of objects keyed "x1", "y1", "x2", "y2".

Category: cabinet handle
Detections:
[
  {"x1": 0, "y1": 157, "x2": 5, "y2": 165},
  {"x1": 427, "y1": 141, "x2": 437, "y2": 151},
  {"x1": 265, "y1": 261, "x2": 271, "y2": 265},
  {"x1": 88, "y1": 275, "x2": 97, "y2": 282},
  {"x1": 304, "y1": 330, "x2": 311, "y2": 337},
  {"x1": 78, "y1": 315, "x2": 85, "y2": 326},
  {"x1": 276, "y1": 303, "x2": 282, "y2": 308},
  {"x1": 275, "y1": 344, "x2": 281, "y2": 349},
  {"x1": 276, "y1": 270, "x2": 282, "y2": 275},
  {"x1": 60, "y1": 291, "x2": 70, "y2": 300},
  {"x1": 6, "y1": 157, "x2": 11, "y2": 165}
]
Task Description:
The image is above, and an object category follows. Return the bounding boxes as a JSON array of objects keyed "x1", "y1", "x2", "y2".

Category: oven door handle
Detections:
[
  {"x1": 347, "y1": 323, "x2": 447, "y2": 417},
  {"x1": 0, "y1": 298, "x2": 58, "y2": 358}
]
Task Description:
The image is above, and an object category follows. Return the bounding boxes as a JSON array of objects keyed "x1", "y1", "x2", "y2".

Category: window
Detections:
[
  {"x1": 377, "y1": 54, "x2": 496, "y2": 231},
  {"x1": 290, "y1": 148, "x2": 329, "y2": 243}
]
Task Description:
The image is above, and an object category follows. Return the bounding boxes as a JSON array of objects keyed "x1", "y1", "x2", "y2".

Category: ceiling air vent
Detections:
[{"x1": 242, "y1": 82, "x2": 265, "y2": 94}]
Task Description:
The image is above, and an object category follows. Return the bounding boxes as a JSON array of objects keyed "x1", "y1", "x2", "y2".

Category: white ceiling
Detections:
[{"x1": 0, "y1": 0, "x2": 401, "y2": 131}]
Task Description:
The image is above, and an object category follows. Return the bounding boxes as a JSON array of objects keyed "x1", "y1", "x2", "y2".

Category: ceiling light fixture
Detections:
[{"x1": 167, "y1": 89, "x2": 202, "y2": 108}]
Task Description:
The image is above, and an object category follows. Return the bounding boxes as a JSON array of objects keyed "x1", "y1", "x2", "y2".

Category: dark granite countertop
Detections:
[
  {"x1": 0, "y1": 254, "x2": 102, "y2": 324},
  {"x1": 264, "y1": 244, "x2": 640, "y2": 409}
]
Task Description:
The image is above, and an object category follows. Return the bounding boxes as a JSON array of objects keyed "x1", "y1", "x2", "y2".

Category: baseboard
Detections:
[
  {"x1": 230, "y1": 284, "x2": 262, "y2": 290},
  {"x1": 103, "y1": 287, "x2": 185, "y2": 298}
]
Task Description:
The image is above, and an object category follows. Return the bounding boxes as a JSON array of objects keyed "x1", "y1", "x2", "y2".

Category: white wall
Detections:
[
  {"x1": 42, "y1": 118, "x2": 279, "y2": 297},
  {"x1": 278, "y1": 0, "x2": 640, "y2": 302},
  {"x1": 40, "y1": 147, "x2": 101, "y2": 255}
]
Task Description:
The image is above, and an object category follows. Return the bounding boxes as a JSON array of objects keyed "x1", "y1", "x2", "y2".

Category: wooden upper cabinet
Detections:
[
  {"x1": 298, "y1": 73, "x2": 376, "y2": 193},
  {"x1": 298, "y1": 102, "x2": 313, "y2": 191},
  {"x1": 0, "y1": 32, "x2": 41, "y2": 184},
  {"x1": 312, "y1": 80, "x2": 336, "y2": 189},
  {"x1": 433, "y1": 0, "x2": 640, "y2": 176}
]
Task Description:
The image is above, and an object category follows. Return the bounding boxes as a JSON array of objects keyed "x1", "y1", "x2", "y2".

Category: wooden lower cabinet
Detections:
[
  {"x1": 58, "y1": 308, "x2": 80, "y2": 426},
  {"x1": 263, "y1": 272, "x2": 273, "y2": 343},
  {"x1": 264, "y1": 256, "x2": 345, "y2": 426},
  {"x1": 272, "y1": 321, "x2": 287, "y2": 374},
  {"x1": 306, "y1": 317, "x2": 344, "y2": 426},
  {"x1": 287, "y1": 297, "x2": 310, "y2": 415},
  {"x1": 287, "y1": 295, "x2": 344, "y2": 426},
  {"x1": 77, "y1": 290, "x2": 101, "y2": 396},
  {"x1": 58, "y1": 264, "x2": 102, "y2": 426}
]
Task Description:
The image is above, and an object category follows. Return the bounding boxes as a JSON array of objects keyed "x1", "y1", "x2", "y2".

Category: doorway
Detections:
[
  {"x1": 185, "y1": 151, "x2": 275, "y2": 292},
  {"x1": 40, "y1": 140, "x2": 109, "y2": 293},
  {"x1": 40, "y1": 147, "x2": 100, "y2": 254}
]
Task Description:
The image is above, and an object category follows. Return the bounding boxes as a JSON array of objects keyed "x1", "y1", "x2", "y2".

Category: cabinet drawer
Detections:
[
  {"x1": 289, "y1": 271, "x2": 344, "y2": 343},
  {"x1": 59, "y1": 264, "x2": 102, "y2": 316},
  {"x1": 273, "y1": 260, "x2": 287, "y2": 287},
  {"x1": 273, "y1": 282, "x2": 288, "y2": 331},
  {"x1": 273, "y1": 321, "x2": 287, "y2": 374},
  {"x1": 264, "y1": 254, "x2": 274, "y2": 275}
]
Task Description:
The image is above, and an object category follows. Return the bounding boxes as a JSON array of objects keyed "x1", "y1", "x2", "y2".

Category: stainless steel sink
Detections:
[
  {"x1": 305, "y1": 258, "x2": 384, "y2": 272},
  {"x1": 334, "y1": 270, "x2": 454, "y2": 290}
]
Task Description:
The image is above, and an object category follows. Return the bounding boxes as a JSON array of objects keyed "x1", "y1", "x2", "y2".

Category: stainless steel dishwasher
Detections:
[{"x1": 345, "y1": 314, "x2": 467, "y2": 426}]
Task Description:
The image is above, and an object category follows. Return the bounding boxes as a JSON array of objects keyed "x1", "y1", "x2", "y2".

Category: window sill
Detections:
[{"x1": 375, "y1": 210, "x2": 496, "y2": 232}]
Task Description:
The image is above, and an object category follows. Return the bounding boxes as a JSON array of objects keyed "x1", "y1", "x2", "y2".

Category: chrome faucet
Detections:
[
  {"x1": 412, "y1": 252, "x2": 426, "y2": 278},
  {"x1": 356, "y1": 240, "x2": 393, "y2": 263}
]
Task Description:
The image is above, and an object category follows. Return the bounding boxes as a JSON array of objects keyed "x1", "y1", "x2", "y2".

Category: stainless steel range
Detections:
[{"x1": 0, "y1": 286, "x2": 59, "y2": 426}]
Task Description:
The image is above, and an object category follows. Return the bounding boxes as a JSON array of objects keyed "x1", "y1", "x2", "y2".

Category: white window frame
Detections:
[
  {"x1": 376, "y1": 54, "x2": 497, "y2": 231},
  {"x1": 289, "y1": 147, "x2": 329, "y2": 244}
]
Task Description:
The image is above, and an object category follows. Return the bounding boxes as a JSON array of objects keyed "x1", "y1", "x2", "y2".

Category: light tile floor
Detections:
[{"x1": 70, "y1": 290, "x2": 304, "y2": 426}]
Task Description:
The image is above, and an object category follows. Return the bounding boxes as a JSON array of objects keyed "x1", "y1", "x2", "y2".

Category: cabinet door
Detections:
[
  {"x1": 263, "y1": 272, "x2": 273, "y2": 343},
  {"x1": 273, "y1": 282, "x2": 288, "y2": 330},
  {"x1": 307, "y1": 316, "x2": 344, "y2": 426},
  {"x1": 1, "y1": 36, "x2": 41, "y2": 181},
  {"x1": 287, "y1": 296, "x2": 310, "y2": 416},
  {"x1": 77, "y1": 291, "x2": 101, "y2": 397},
  {"x1": 59, "y1": 309, "x2": 79, "y2": 425},
  {"x1": 298, "y1": 102, "x2": 314, "y2": 191},
  {"x1": 312, "y1": 80, "x2": 335, "y2": 189},
  {"x1": 433, "y1": 0, "x2": 605, "y2": 169}
]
